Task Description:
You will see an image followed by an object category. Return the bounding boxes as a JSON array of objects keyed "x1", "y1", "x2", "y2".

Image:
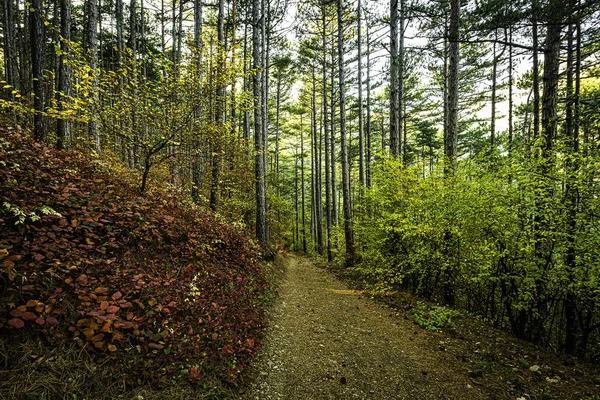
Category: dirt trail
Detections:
[{"x1": 243, "y1": 255, "x2": 488, "y2": 400}]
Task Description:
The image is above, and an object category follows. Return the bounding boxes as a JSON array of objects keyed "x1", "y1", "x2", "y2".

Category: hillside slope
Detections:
[{"x1": 0, "y1": 126, "x2": 267, "y2": 398}]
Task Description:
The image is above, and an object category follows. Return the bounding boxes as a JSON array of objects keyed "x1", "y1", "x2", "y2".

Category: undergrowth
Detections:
[
  {"x1": 0, "y1": 127, "x2": 268, "y2": 397},
  {"x1": 412, "y1": 301, "x2": 460, "y2": 332}
]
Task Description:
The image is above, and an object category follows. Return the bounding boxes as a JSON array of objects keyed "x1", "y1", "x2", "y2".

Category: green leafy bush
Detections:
[
  {"x1": 353, "y1": 152, "x2": 600, "y2": 360},
  {"x1": 413, "y1": 302, "x2": 460, "y2": 332}
]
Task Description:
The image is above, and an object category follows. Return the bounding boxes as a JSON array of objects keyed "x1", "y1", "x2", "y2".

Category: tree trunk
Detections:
[
  {"x1": 2, "y1": 0, "x2": 18, "y2": 90},
  {"x1": 275, "y1": 68, "x2": 282, "y2": 181},
  {"x1": 322, "y1": 6, "x2": 333, "y2": 261},
  {"x1": 532, "y1": 0, "x2": 540, "y2": 142},
  {"x1": 357, "y1": 0, "x2": 365, "y2": 186},
  {"x1": 508, "y1": 24, "x2": 513, "y2": 150},
  {"x1": 338, "y1": 0, "x2": 355, "y2": 266},
  {"x1": 312, "y1": 66, "x2": 324, "y2": 256},
  {"x1": 116, "y1": 0, "x2": 123, "y2": 58},
  {"x1": 564, "y1": 11, "x2": 581, "y2": 354},
  {"x1": 87, "y1": 0, "x2": 100, "y2": 153},
  {"x1": 365, "y1": 16, "x2": 372, "y2": 189},
  {"x1": 294, "y1": 143, "x2": 299, "y2": 250},
  {"x1": 398, "y1": 0, "x2": 405, "y2": 160},
  {"x1": 301, "y1": 114, "x2": 307, "y2": 253},
  {"x1": 171, "y1": 0, "x2": 176, "y2": 64},
  {"x1": 541, "y1": 0, "x2": 562, "y2": 155},
  {"x1": 389, "y1": 0, "x2": 399, "y2": 157},
  {"x1": 30, "y1": 0, "x2": 46, "y2": 142},
  {"x1": 194, "y1": 0, "x2": 202, "y2": 69},
  {"x1": 243, "y1": 22, "x2": 251, "y2": 148},
  {"x1": 262, "y1": 0, "x2": 269, "y2": 179},
  {"x1": 210, "y1": 0, "x2": 226, "y2": 212},
  {"x1": 445, "y1": 0, "x2": 459, "y2": 175},
  {"x1": 330, "y1": 43, "x2": 338, "y2": 226},
  {"x1": 18, "y1": 0, "x2": 29, "y2": 94},
  {"x1": 253, "y1": 0, "x2": 267, "y2": 247},
  {"x1": 129, "y1": 0, "x2": 138, "y2": 168},
  {"x1": 191, "y1": 0, "x2": 203, "y2": 204},
  {"x1": 491, "y1": 31, "x2": 497, "y2": 150},
  {"x1": 177, "y1": 0, "x2": 183, "y2": 66},
  {"x1": 56, "y1": 0, "x2": 71, "y2": 149}
]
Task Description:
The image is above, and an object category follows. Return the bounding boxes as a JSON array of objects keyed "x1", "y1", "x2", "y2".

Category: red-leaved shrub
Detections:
[{"x1": 0, "y1": 127, "x2": 267, "y2": 386}]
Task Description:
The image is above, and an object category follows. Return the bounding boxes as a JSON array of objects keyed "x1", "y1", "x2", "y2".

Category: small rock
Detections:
[{"x1": 340, "y1": 376, "x2": 347, "y2": 384}]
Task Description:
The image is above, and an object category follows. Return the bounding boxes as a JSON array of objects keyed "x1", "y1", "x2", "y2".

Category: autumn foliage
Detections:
[{"x1": 0, "y1": 126, "x2": 267, "y2": 386}]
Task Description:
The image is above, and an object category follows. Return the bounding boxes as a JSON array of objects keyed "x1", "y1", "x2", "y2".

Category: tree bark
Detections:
[
  {"x1": 389, "y1": 0, "x2": 399, "y2": 157},
  {"x1": 532, "y1": 0, "x2": 540, "y2": 142},
  {"x1": 254, "y1": 0, "x2": 267, "y2": 247},
  {"x1": 30, "y1": 0, "x2": 47, "y2": 142},
  {"x1": 541, "y1": 0, "x2": 562, "y2": 155},
  {"x1": 564, "y1": 8, "x2": 581, "y2": 354},
  {"x1": 87, "y1": 0, "x2": 100, "y2": 154},
  {"x1": 508, "y1": 24, "x2": 513, "y2": 150},
  {"x1": 445, "y1": 0, "x2": 459, "y2": 175},
  {"x1": 2, "y1": 0, "x2": 18, "y2": 90},
  {"x1": 312, "y1": 66, "x2": 324, "y2": 256},
  {"x1": 243, "y1": 21, "x2": 251, "y2": 148},
  {"x1": 357, "y1": 0, "x2": 365, "y2": 186},
  {"x1": 491, "y1": 31, "x2": 497, "y2": 150},
  {"x1": 56, "y1": 0, "x2": 71, "y2": 149},
  {"x1": 338, "y1": 0, "x2": 355, "y2": 266},
  {"x1": 365, "y1": 14, "x2": 372, "y2": 188},
  {"x1": 301, "y1": 113, "x2": 307, "y2": 253},
  {"x1": 275, "y1": 67, "x2": 282, "y2": 180},
  {"x1": 322, "y1": 5, "x2": 333, "y2": 261},
  {"x1": 398, "y1": 0, "x2": 405, "y2": 160},
  {"x1": 330, "y1": 42, "x2": 338, "y2": 226},
  {"x1": 294, "y1": 142, "x2": 299, "y2": 250},
  {"x1": 209, "y1": 0, "x2": 226, "y2": 212}
]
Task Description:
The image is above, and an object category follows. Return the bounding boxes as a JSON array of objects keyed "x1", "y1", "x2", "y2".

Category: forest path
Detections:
[{"x1": 242, "y1": 255, "x2": 487, "y2": 400}]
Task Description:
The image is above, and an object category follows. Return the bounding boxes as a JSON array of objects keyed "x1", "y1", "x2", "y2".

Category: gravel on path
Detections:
[{"x1": 243, "y1": 255, "x2": 487, "y2": 400}]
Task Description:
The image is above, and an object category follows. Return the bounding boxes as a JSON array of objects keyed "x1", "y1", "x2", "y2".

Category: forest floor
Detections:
[{"x1": 240, "y1": 255, "x2": 600, "y2": 400}]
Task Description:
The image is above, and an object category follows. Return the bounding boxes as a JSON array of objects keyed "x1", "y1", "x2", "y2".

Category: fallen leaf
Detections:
[
  {"x1": 21, "y1": 312, "x2": 37, "y2": 321},
  {"x1": 106, "y1": 305, "x2": 119, "y2": 314},
  {"x1": 8, "y1": 318, "x2": 24, "y2": 328},
  {"x1": 92, "y1": 333, "x2": 105, "y2": 342}
]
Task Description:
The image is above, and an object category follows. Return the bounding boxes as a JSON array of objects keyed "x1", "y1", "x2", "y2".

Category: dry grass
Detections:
[{"x1": 0, "y1": 333, "x2": 236, "y2": 400}]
